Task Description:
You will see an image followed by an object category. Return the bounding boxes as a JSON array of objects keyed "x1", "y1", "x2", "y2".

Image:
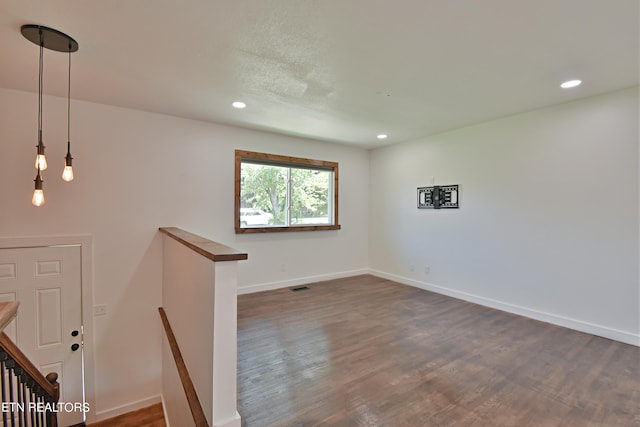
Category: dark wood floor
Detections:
[{"x1": 237, "y1": 275, "x2": 639, "y2": 427}]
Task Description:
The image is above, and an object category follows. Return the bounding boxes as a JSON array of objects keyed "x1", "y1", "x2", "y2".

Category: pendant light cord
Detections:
[
  {"x1": 67, "y1": 48, "x2": 71, "y2": 144},
  {"x1": 38, "y1": 31, "x2": 43, "y2": 139}
]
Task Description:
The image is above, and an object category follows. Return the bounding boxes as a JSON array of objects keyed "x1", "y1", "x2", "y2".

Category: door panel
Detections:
[
  {"x1": 36, "y1": 287, "x2": 63, "y2": 347},
  {"x1": 0, "y1": 262, "x2": 16, "y2": 279},
  {"x1": 0, "y1": 246, "x2": 84, "y2": 426}
]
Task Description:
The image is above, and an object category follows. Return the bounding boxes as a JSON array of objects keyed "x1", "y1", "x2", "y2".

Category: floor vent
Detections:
[{"x1": 291, "y1": 286, "x2": 310, "y2": 292}]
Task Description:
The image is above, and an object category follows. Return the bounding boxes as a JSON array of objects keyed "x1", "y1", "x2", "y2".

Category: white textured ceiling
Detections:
[{"x1": 0, "y1": 1, "x2": 637, "y2": 148}]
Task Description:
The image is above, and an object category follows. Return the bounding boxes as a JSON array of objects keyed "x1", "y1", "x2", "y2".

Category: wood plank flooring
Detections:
[
  {"x1": 87, "y1": 403, "x2": 165, "y2": 427},
  {"x1": 237, "y1": 275, "x2": 640, "y2": 427}
]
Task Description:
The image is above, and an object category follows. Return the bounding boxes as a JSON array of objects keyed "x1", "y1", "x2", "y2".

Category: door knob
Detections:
[
  {"x1": 71, "y1": 343, "x2": 80, "y2": 351},
  {"x1": 71, "y1": 330, "x2": 79, "y2": 337}
]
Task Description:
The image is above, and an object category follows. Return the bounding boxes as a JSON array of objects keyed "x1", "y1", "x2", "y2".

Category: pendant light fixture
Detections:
[
  {"x1": 21, "y1": 25, "x2": 78, "y2": 206},
  {"x1": 62, "y1": 49, "x2": 74, "y2": 182},
  {"x1": 34, "y1": 29, "x2": 46, "y2": 172}
]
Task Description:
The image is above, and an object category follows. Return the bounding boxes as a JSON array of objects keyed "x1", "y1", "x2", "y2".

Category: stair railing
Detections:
[{"x1": 0, "y1": 301, "x2": 60, "y2": 427}]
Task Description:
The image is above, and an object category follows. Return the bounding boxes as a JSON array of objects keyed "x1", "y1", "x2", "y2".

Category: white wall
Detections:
[
  {"x1": 370, "y1": 88, "x2": 639, "y2": 345},
  {"x1": 0, "y1": 87, "x2": 370, "y2": 419}
]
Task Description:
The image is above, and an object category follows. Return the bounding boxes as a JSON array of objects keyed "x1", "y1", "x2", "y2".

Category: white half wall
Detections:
[
  {"x1": 0, "y1": 87, "x2": 370, "y2": 417},
  {"x1": 369, "y1": 88, "x2": 639, "y2": 345}
]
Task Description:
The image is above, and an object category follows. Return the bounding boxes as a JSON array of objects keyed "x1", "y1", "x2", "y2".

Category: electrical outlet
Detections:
[
  {"x1": 424, "y1": 266, "x2": 431, "y2": 275},
  {"x1": 93, "y1": 304, "x2": 107, "y2": 316},
  {"x1": 280, "y1": 264, "x2": 286, "y2": 272},
  {"x1": 410, "y1": 264, "x2": 415, "y2": 272}
]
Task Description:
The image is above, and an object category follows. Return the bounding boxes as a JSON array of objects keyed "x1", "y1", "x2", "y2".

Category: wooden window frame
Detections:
[{"x1": 235, "y1": 150, "x2": 341, "y2": 234}]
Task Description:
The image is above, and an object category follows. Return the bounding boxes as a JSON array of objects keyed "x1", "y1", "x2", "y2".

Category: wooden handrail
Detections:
[
  {"x1": 159, "y1": 227, "x2": 248, "y2": 262},
  {"x1": 159, "y1": 307, "x2": 209, "y2": 427},
  {"x1": 0, "y1": 301, "x2": 19, "y2": 332},
  {"x1": 0, "y1": 332, "x2": 59, "y2": 402}
]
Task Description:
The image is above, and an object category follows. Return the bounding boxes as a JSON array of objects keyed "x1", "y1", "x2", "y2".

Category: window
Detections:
[{"x1": 235, "y1": 150, "x2": 340, "y2": 233}]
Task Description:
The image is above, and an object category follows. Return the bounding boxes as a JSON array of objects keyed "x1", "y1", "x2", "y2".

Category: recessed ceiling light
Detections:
[
  {"x1": 560, "y1": 80, "x2": 582, "y2": 89},
  {"x1": 232, "y1": 101, "x2": 246, "y2": 109},
  {"x1": 377, "y1": 134, "x2": 388, "y2": 140}
]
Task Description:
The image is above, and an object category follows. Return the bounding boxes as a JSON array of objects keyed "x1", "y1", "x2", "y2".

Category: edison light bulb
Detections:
[
  {"x1": 35, "y1": 153, "x2": 47, "y2": 171},
  {"x1": 62, "y1": 165, "x2": 74, "y2": 182},
  {"x1": 63, "y1": 145, "x2": 74, "y2": 182},
  {"x1": 32, "y1": 188, "x2": 45, "y2": 206},
  {"x1": 32, "y1": 168, "x2": 44, "y2": 207}
]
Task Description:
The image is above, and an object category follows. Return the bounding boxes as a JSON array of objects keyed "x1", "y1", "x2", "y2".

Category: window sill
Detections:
[{"x1": 235, "y1": 224, "x2": 341, "y2": 234}]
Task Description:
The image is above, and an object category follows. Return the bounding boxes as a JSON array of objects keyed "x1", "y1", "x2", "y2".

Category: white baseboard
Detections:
[
  {"x1": 214, "y1": 411, "x2": 241, "y2": 427},
  {"x1": 161, "y1": 394, "x2": 171, "y2": 427},
  {"x1": 92, "y1": 394, "x2": 162, "y2": 423},
  {"x1": 238, "y1": 269, "x2": 369, "y2": 295},
  {"x1": 369, "y1": 269, "x2": 640, "y2": 347}
]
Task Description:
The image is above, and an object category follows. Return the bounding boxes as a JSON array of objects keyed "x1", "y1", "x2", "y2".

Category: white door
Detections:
[{"x1": 0, "y1": 246, "x2": 84, "y2": 427}]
